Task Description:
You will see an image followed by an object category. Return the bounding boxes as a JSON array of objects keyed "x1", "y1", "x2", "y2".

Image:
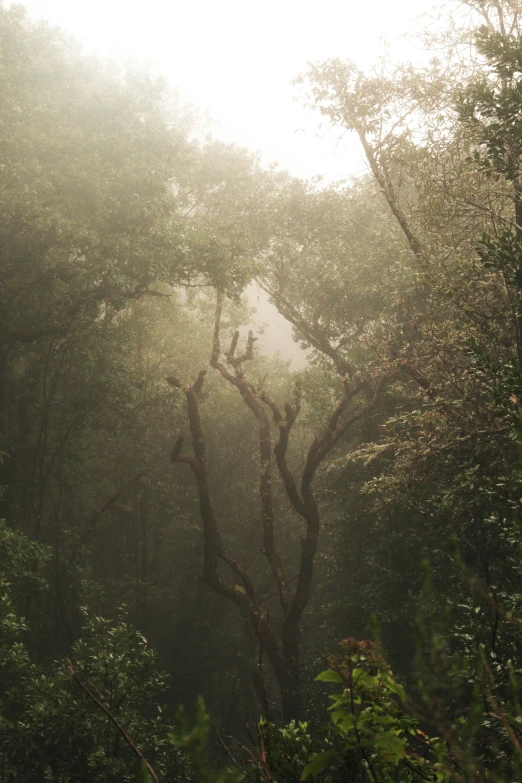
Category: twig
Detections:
[
  {"x1": 209, "y1": 719, "x2": 246, "y2": 774},
  {"x1": 80, "y1": 469, "x2": 148, "y2": 547},
  {"x1": 256, "y1": 722, "x2": 276, "y2": 783},
  {"x1": 257, "y1": 613, "x2": 272, "y2": 726},
  {"x1": 67, "y1": 660, "x2": 159, "y2": 783},
  {"x1": 458, "y1": 566, "x2": 522, "y2": 632}
]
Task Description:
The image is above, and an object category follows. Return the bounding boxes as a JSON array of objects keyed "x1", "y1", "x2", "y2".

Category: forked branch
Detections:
[
  {"x1": 256, "y1": 279, "x2": 353, "y2": 377},
  {"x1": 211, "y1": 296, "x2": 291, "y2": 614},
  {"x1": 168, "y1": 290, "x2": 398, "y2": 718},
  {"x1": 167, "y1": 371, "x2": 248, "y2": 603}
]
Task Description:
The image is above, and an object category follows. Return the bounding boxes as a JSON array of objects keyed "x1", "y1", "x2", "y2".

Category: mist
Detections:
[{"x1": 1, "y1": 1, "x2": 522, "y2": 781}]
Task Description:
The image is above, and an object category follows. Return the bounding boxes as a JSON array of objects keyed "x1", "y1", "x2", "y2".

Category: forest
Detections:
[{"x1": 3, "y1": 0, "x2": 522, "y2": 780}]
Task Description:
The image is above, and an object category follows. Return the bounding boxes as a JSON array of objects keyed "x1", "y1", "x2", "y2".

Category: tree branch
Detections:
[
  {"x1": 256, "y1": 278, "x2": 353, "y2": 376},
  {"x1": 210, "y1": 294, "x2": 291, "y2": 613},
  {"x1": 80, "y1": 469, "x2": 148, "y2": 547},
  {"x1": 67, "y1": 660, "x2": 159, "y2": 783},
  {"x1": 356, "y1": 130, "x2": 425, "y2": 262},
  {"x1": 166, "y1": 370, "x2": 255, "y2": 606},
  {"x1": 0, "y1": 317, "x2": 66, "y2": 343},
  {"x1": 261, "y1": 386, "x2": 307, "y2": 521}
]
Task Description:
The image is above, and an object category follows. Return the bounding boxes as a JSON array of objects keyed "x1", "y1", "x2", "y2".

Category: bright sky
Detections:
[
  {"x1": 15, "y1": 0, "x2": 443, "y2": 364},
  {"x1": 17, "y1": 0, "x2": 440, "y2": 181}
]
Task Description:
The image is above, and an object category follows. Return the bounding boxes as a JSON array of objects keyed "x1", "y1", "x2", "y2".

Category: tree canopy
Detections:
[{"x1": 4, "y1": 1, "x2": 522, "y2": 781}]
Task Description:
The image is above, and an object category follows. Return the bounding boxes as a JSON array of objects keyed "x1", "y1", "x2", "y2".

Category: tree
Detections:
[
  {"x1": 0, "y1": 3, "x2": 284, "y2": 681},
  {"x1": 167, "y1": 289, "x2": 397, "y2": 720},
  {"x1": 0, "y1": 521, "x2": 189, "y2": 783},
  {"x1": 290, "y1": 0, "x2": 522, "y2": 677}
]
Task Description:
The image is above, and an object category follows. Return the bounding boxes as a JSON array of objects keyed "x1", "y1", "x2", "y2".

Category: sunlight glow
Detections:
[{"x1": 17, "y1": 0, "x2": 438, "y2": 180}]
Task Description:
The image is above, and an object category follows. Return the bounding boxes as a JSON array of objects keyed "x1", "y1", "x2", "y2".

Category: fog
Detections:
[
  {"x1": 18, "y1": 0, "x2": 432, "y2": 180},
  {"x1": 2, "y1": 1, "x2": 519, "y2": 780}
]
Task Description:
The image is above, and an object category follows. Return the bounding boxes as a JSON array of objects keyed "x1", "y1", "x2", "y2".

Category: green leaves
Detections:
[
  {"x1": 0, "y1": 589, "x2": 188, "y2": 783},
  {"x1": 302, "y1": 640, "x2": 438, "y2": 782},
  {"x1": 314, "y1": 668, "x2": 343, "y2": 683},
  {"x1": 457, "y1": 24, "x2": 522, "y2": 183},
  {"x1": 170, "y1": 698, "x2": 241, "y2": 783},
  {"x1": 300, "y1": 750, "x2": 337, "y2": 780}
]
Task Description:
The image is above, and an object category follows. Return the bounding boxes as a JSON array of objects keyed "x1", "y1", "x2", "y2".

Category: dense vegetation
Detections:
[{"x1": 3, "y1": 0, "x2": 522, "y2": 779}]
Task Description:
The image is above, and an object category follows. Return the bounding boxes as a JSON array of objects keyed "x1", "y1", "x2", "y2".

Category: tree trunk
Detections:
[
  {"x1": 138, "y1": 488, "x2": 150, "y2": 628},
  {"x1": 279, "y1": 664, "x2": 303, "y2": 723}
]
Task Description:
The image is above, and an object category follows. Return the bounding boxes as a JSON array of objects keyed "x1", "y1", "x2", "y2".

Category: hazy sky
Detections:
[
  {"x1": 14, "y1": 0, "x2": 442, "y2": 364},
  {"x1": 17, "y1": 0, "x2": 439, "y2": 181}
]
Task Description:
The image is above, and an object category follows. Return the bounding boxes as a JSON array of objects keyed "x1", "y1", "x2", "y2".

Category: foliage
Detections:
[
  {"x1": 171, "y1": 697, "x2": 241, "y2": 783},
  {"x1": 6, "y1": 1, "x2": 522, "y2": 781},
  {"x1": 298, "y1": 639, "x2": 437, "y2": 783},
  {"x1": 0, "y1": 520, "x2": 49, "y2": 778},
  {"x1": 0, "y1": 524, "x2": 187, "y2": 783}
]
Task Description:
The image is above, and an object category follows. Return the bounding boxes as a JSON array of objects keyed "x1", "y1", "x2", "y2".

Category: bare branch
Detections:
[
  {"x1": 80, "y1": 470, "x2": 148, "y2": 547},
  {"x1": 226, "y1": 330, "x2": 240, "y2": 361},
  {"x1": 357, "y1": 130, "x2": 425, "y2": 262},
  {"x1": 256, "y1": 278, "x2": 353, "y2": 376},
  {"x1": 210, "y1": 292, "x2": 291, "y2": 613},
  {"x1": 231, "y1": 330, "x2": 257, "y2": 366},
  {"x1": 0, "y1": 317, "x2": 66, "y2": 343},
  {"x1": 302, "y1": 372, "x2": 396, "y2": 495},
  {"x1": 167, "y1": 368, "x2": 256, "y2": 607},
  {"x1": 209, "y1": 719, "x2": 246, "y2": 774},
  {"x1": 193, "y1": 369, "x2": 207, "y2": 394},
  {"x1": 67, "y1": 660, "x2": 159, "y2": 783},
  {"x1": 262, "y1": 389, "x2": 307, "y2": 520},
  {"x1": 170, "y1": 435, "x2": 185, "y2": 463},
  {"x1": 211, "y1": 289, "x2": 224, "y2": 366}
]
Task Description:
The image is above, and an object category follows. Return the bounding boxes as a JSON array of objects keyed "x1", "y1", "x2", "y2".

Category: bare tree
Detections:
[{"x1": 167, "y1": 291, "x2": 395, "y2": 720}]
